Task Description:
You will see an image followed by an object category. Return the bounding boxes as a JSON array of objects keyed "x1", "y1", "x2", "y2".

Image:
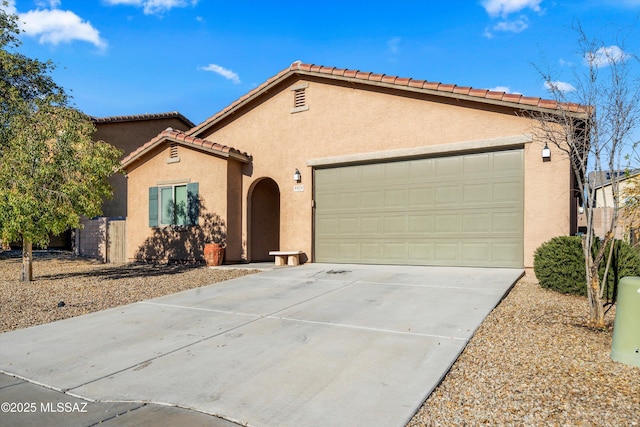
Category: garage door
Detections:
[{"x1": 314, "y1": 149, "x2": 523, "y2": 267}]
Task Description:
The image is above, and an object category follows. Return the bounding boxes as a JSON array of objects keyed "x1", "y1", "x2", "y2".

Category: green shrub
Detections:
[{"x1": 533, "y1": 236, "x2": 640, "y2": 299}]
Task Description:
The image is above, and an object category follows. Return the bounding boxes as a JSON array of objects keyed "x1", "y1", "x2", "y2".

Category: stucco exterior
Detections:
[
  {"x1": 93, "y1": 112, "x2": 195, "y2": 218},
  {"x1": 123, "y1": 64, "x2": 582, "y2": 268}
]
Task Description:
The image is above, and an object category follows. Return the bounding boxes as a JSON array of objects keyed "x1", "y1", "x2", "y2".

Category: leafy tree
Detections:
[
  {"x1": 0, "y1": 4, "x2": 122, "y2": 281},
  {"x1": 532, "y1": 24, "x2": 640, "y2": 328}
]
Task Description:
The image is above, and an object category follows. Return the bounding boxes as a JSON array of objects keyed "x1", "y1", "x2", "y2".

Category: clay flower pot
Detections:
[{"x1": 204, "y1": 243, "x2": 225, "y2": 266}]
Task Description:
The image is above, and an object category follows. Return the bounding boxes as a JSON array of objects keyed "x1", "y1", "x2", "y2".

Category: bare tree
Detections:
[{"x1": 532, "y1": 24, "x2": 640, "y2": 328}]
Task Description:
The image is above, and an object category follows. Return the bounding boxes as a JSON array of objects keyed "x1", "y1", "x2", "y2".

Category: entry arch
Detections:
[{"x1": 248, "y1": 178, "x2": 280, "y2": 261}]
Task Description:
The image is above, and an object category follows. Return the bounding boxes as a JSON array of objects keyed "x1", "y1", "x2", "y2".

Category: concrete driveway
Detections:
[{"x1": 0, "y1": 264, "x2": 522, "y2": 427}]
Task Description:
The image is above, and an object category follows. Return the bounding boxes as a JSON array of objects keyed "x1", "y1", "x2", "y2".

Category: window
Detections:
[{"x1": 149, "y1": 183, "x2": 199, "y2": 227}]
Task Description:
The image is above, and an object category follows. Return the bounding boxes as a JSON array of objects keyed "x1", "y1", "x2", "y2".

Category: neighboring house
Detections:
[
  {"x1": 122, "y1": 62, "x2": 585, "y2": 270},
  {"x1": 75, "y1": 112, "x2": 195, "y2": 262},
  {"x1": 93, "y1": 112, "x2": 196, "y2": 218},
  {"x1": 579, "y1": 170, "x2": 640, "y2": 241}
]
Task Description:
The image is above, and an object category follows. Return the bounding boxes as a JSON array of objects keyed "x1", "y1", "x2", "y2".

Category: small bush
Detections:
[{"x1": 533, "y1": 236, "x2": 640, "y2": 299}]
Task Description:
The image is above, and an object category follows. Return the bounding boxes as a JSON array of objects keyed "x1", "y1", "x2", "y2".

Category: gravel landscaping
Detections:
[{"x1": 1, "y1": 251, "x2": 638, "y2": 426}]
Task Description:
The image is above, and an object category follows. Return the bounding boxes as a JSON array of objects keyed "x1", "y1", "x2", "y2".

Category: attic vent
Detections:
[
  {"x1": 167, "y1": 143, "x2": 180, "y2": 164},
  {"x1": 294, "y1": 88, "x2": 306, "y2": 108},
  {"x1": 290, "y1": 82, "x2": 309, "y2": 113}
]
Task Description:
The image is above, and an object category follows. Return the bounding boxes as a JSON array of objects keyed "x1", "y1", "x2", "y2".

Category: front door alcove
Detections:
[{"x1": 249, "y1": 178, "x2": 280, "y2": 261}]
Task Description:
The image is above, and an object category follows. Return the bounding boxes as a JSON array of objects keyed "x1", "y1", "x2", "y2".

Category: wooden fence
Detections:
[{"x1": 76, "y1": 217, "x2": 126, "y2": 263}]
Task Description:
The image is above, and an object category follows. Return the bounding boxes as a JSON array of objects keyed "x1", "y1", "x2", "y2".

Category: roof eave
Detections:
[{"x1": 121, "y1": 135, "x2": 251, "y2": 170}]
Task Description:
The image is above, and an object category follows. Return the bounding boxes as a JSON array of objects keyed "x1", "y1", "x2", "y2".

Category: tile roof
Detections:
[
  {"x1": 188, "y1": 62, "x2": 589, "y2": 136},
  {"x1": 93, "y1": 111, "x2": 195, "y2": 128},
  {"x1": 121, "y1": 128, "x2": 251, "y2": 169}
]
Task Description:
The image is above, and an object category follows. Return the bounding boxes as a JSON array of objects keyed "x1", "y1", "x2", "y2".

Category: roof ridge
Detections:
[{"x1": 92, "y1": 111, "x2": 196, "y2": 128}]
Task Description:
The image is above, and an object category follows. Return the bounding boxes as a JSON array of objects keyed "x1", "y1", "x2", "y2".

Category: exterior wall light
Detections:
[
  {"x1": 542, "y1": 143, "x2": 551, "y2": 161},
  {"x1": 294, "y1": 168, "x2": 302, "y2": 182}
]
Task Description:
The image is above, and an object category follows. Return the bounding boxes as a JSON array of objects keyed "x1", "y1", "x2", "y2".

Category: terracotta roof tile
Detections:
[
  {"x1": 369, "y1": 73, "x2": 384, "y2": 82},
  {"x1": 121, "y1": 128, "x2": 251, "y2": 168},
  {"x1": 355, "y1": 71, "x2": 372, "y2": 79},
  {"x1": 408, "y1": 79, "x2": 426, "y2": 88},
  {"x1": 424, "y1": 82, "x2": 441, "y2": 90},
  {"x1": 382, "y1": 75, "x2": 397, "y2": 84},
  {"x1": 520, "y1": 96, "x2": 542, "y2": 106},
  {"x1": 469, "y1": 88, "x2": 489, "y2": 97},
  {"x1": 332, "y1": 68, "x2": 347, "y2": 76},
  {"x1": 343, "y1": 69, "x2": 358, "y2": 78},
  {"x1": 502, "y1": 93, "x2": 523, "y2": 103},
  {"x1": 92, "y1": 111, "x2": 195, "y2": 128},
  {"x1": 453, "y1": 86, "x2": 472, "y2": 95},
  {"x1": 538, "y1": 99, "x2": 558, "y2": 109},
  {"x1": 485, "y1": 91, "x2": 505, "y2": 100},
  {"x1": 437, "y1": 83, "x2": 456, "y2": 92},
  {"x1": 394, "y1": 77, "x2": 411, "y2": 86}
]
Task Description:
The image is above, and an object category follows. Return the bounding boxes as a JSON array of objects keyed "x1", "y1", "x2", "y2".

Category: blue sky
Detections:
[{"x1": 2, "y1": 0, "x2": 640, "y2": 124}]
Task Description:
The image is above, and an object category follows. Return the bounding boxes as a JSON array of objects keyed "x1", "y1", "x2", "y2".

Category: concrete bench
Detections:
[{"x1": 269, "y1": 250, "x2": 303, "y2": 266}]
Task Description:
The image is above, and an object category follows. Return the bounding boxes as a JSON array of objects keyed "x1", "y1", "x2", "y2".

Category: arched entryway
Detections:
[{"x1": 249, "y1": 178, "x2": 280, "y2": 261}]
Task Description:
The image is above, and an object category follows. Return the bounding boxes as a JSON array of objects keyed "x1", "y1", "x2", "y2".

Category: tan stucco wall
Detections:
[
  {"x1": 125, "y1": 143, "x2": 233, "y2": 262},
  {"x1": 94, "y1": 118, "x2": 193, "y2": 218},
  {"x1": 189, "y1": 76, "x2": 572, "y2": 268}
]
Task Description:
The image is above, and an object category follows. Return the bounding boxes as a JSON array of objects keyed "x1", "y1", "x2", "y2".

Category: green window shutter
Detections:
[
  {"x1": 187, "y1": 182, "x2": 199, "y2": 226},
  {"x1": 149, "y1": 187, "x2": 159, "y2": 227}
]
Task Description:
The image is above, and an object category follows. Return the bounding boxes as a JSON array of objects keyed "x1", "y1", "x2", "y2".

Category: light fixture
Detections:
[
  {"x1": 293, "y1": 168, "x2": 302, "y2": 182},
  {"x1": 542, "y1": 143, "x2": 551, "y2": 160}
]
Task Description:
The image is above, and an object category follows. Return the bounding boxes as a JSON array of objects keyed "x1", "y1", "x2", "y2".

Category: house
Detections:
[
  {"x1": 75, "y1": 112, "x2": 195, "y2": 262},
  {"x1": 92, "y1": 112, "x2": 195, "y2": 218},
  {"x1": 122, "y1": 62, "x2": 586, "y2": 270},
  {"x1": 579, "y1": 170, "x2": 640, "y2": 241}
]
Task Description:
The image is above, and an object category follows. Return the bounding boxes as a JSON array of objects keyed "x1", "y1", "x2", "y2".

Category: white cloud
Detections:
[
  {"x1": 0, "y1": 0, "x2": 18, "y2": 15},
  {"x1": 544, "y1": 80, "x2": 576, "y2": 93},
  {"x1": 483, "y1": 16, "x2": 529, "y2": 38},
  {"x1": 481, "y1": 0, "x2": 542, "y2": 37},
  {"x1": 387, "y1": 37, "x2": 401, "y2": 54},
  {"x1": 584, "y1": 45, "x2": 630, "y2": 68},
  {"x1": 19, "y1": 8, "x2": 107, "y2": 50},
  {"x1": 489, "y1": 86, "x2": 512, "y2": 93},
  {"x1": 35, "y1": 0, "x2": 61, "y2": 8},
  {"x1": 481, "y1": 0, "x2": 542, "y2": 18},
  {"x1": 103, "y1": 0, "x2": 198, "y2": 15},
  {"x1": 200, "y1": 64, "x2": 241, "y2": 84}
]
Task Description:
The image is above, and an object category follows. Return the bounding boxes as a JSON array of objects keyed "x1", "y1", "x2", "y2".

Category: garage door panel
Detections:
[
  {"x1": 383, "y1": 242, "x2": 408, "y2": 259},
  {"x1": 493, "y1": 150, "x2": 523, "y2": 173},
  {"x1": 409, "y1": 159, "x2": 434, "y2": 178},
  {"x1": 435, "y1": 157, "x2": 460, "y2": 176},
  {"x1": 493, "y1": 181, "x2": 521, "y2": 203},
  {"x1": 463, "y1": 213, "x2": 491, "y2": 232},
  {"x1": 462, "y1": 242, "x2": 491, "y2": 262},
  {"x1": 408, "y1": 187, "x2": 435, "y2": 207},
  {"x1": 463, "y1": 154, "x2": 490, "y2": 176},
  {"x1": 408, "y1": 215, "x2": 435, "y2": 233},
  {"x1": 384, "y1": 189, "x2": 408, "y2": 207},
  {"x1": 315, "y1": 149, "x2": 523, "y2": 267}
]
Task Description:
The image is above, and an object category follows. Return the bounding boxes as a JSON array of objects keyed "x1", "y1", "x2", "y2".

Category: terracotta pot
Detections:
[{"x1": 204, "y1": 243, "x2": 224, "y2": 266}]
